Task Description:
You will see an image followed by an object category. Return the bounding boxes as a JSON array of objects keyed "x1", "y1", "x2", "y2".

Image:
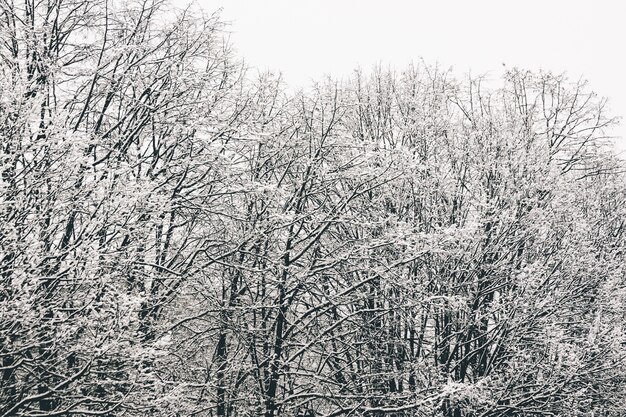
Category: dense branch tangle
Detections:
[{"x1": 1, "y1": 1, "x2": 626, "y2": 417}]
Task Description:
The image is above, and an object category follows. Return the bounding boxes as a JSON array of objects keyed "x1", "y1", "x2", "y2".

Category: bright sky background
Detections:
[{"x1": 196, "y1": 0, "x2": 626, "y2": 152}]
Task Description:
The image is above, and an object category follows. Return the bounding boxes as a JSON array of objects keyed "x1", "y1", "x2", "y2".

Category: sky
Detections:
[{"x1": 194, "y1": 0, "x2": 625, "y2": 152}]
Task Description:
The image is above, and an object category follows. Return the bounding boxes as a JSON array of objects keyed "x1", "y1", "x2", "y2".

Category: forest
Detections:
[{"x1": 1, "y1": 1, "x2": 626, "y2": 416}]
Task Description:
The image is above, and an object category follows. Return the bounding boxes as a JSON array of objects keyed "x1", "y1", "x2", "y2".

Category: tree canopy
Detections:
[{"x1": 1, "y1": 1, "x2": 625, "y2": 416}]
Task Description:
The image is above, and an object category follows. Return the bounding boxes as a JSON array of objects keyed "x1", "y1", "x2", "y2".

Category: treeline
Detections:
[{"x1": 1, "y1": 1, "x2": 625, "y2": 416}]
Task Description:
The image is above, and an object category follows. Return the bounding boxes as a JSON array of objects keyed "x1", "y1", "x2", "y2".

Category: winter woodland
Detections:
[{"x1": 1, "y1": 1, "x2": 626, "y2": 416}]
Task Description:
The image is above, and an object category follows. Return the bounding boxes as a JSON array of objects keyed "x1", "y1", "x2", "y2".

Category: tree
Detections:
[{"x1": 1, "y1": 0, "x2": 249, "y2": 415}]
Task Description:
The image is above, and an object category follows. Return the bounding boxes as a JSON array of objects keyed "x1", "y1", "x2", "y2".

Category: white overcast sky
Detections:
[{"x1": 195, "y1": 0, "x2": 625, "y2": 152}]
